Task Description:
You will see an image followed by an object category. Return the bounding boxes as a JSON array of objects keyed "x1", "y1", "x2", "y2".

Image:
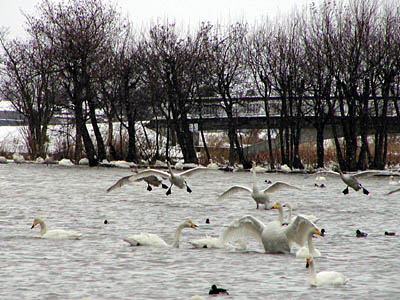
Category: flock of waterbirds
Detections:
[{"x1": 24, "y1": 157, "x2": 400, "y2": 296}]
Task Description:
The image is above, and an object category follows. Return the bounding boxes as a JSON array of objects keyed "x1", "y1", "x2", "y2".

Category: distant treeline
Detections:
[{"x1": 1, "y1": 0, "x2": 399, "y2": 170}]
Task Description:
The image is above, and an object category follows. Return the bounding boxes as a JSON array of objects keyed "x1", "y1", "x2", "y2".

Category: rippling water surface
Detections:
[{"x1": 1, "y1": 163, "x2": 399, "y2": 299}]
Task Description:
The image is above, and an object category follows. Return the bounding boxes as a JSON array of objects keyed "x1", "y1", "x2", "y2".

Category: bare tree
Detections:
[
  {"x1": 0, "y1": 29, "x2": 59, "y2": 159},
  {"x1": 139, "y1": 23, "x2": 210, "y2": 164},
  {"x1": 203, "y1": 23, "x2": 252, "y2": 169},
  {"x1": 31, "y1": 0, "x2": 122, "y2": 166}
]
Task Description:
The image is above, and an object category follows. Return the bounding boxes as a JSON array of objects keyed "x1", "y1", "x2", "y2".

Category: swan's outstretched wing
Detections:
[
  {"x1": 352, "y1": 170, "x2": 383, "y2": 178},
  {"x1": 284, "y1": 215, "x2": 321, "y2": 247},
  {"x1": 107, "y1": 169, "x2": 170, "y2": 193},
  {"x1": 106, "y1": 174, "x2": 136, "y2": 193},
  {"x1": 220, "y1": 215, "x2": 265, "y2": 245},
  {"x1": 386, "y1": 187, "x2": 400, "y2": 195},
  {"x1": 217, "y1": 186, "x2": 252, "y2": 200},
  {"x1": 313, "y1": 170, "x2": 340, "y2": 177},
  {"x1": 263, "y1": 181, "x2": 301, "y2": 194},
  {"x1": 179, "y1": 166, "x2": 217, "y2": 177}
]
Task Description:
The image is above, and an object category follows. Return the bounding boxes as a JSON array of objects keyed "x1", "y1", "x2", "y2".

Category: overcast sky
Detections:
[{"x1": 1, "y1": 0, "x2": 315, "y2": 38}]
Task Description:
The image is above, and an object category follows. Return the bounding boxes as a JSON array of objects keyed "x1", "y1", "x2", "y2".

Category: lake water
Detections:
[{"x1": 1, "y1": 163, "x2": 399, "y2": 299}]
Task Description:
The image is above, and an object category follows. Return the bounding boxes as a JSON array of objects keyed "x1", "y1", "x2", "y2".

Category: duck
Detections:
[
  {"x1": 107, "y1": 162, "x2": 214, "y2": 195},
  {"x1": 217, "y1": 161, "x2": 300, "y2": 210},
  {"x1": 384, "y1": 231, "x2": 395, "y2": 236},
  {"x1": 30, "y1": 218, "x2": 82, "y2": 240},
  {"x1": 218, "y1": 202, "x2": 324, "y2": 254},
  {"x1": 312, "y1": 169, "x2": 383, "y2": 195},
  {"x1": 356, "y1": 229, "x2": 368, "y2": 237},
  {"x1": 123, "y1": 220, "x2": 197, "y2": 248},
  {"x1": 209, "y1": 284, "x2": 229, "y2": 295},
  {"x1": 305, "y1": 257, "x2": 348, "y2": 286}
]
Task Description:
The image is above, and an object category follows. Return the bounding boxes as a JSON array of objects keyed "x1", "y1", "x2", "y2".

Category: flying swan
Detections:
[
  {"x1": 30, "y1": 218, "x2": 82, "y2": 240},
  {"x1": 107, "y1": 162, "x2": 215, "y2": 195},
  {"x1": 218, "y1": 202, "x2": 324, "y2": 254},
  {"x1": 312, "y1": 169, "x2": 382, "y2": 195},
  {"x1": 217, "y1": 161, "x2": 301, "y2": 209},
  {"x1": 123, "y1": 220, "x2": 197, "y2": 248},
  {"x1": 107, "y1": 168, "x2": 168, "y2": 193},
  {"x1": 305, "y1": 257, "x2": 348, "y2": 286}
]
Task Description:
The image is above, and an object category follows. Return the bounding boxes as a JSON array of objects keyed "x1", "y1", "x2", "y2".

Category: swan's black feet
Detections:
[
  {"x1": 147, "y1": 184, "x2": 152, "y2": 191},
  {"x1": 342, "y1": 187, "x2": 349, "y2": 195},
  {"x1": 362, "y1": 188, "x2": 369, "y2": 195},
  {"x1": 161, "y1": 183, "x2": 169, "y2": 189},
  {"x1": 186, "y1": 186, "x2": 192, "y2": 193},
  {"x1": 166, "y1": 188, "x2": 172, "y2": 195}
]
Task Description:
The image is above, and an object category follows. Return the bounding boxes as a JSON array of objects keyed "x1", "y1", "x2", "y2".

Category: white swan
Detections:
[
  {"x1": 305, "y1": 257, "x2": 348, "y2": 286},
  {"x1": 31, "y1": 218, "x2": 82, "y2": 240},
  {"x1": 282, "y1": 203, "x2": 319, "y2": 225},
  {"x1": 189, "y1": 234, "x2": 247, "y2": 250},
  {"x1": 389, "y1": 175, "x2": 400, "y2": 185},
  {"x1": 218, "y1": 162, "x2": 300, "y2": 209},
  {"x1": 107, "y1": 161, "x2": 215, "y2": 195},
  {"x1": 123, "y1": 220, "x2": 197, "y2": 248},
  {"x1": 59, "y1": 158, "x2": 74, "y2": 166},
  {"x1": 296, "y1": 227, "x2": 324, "y2": 258},
  {"x1": 207, "y1": 159, "x2": 219, "y2": 170},
  {"x1": 219, "y1": 202, "x2": 324, "y2": 254},
  {"x1": 174, "y1": 160, "x2": 184, "y2": 170},
  {"x1": 313, "y1": 169, "x2": 382, "y2": 195},
  {"x1": 107, "y1": 168, "x2": 168, "y2": 193}
]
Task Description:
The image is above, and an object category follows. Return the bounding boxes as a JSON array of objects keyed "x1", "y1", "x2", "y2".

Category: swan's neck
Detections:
[
  {"x1": 171, "y1": 223, "x2": 185, "y2": 248},
  {"x1": 287, "y1": 207, "x2": 292, "y2": 223},
  {"x1": 277, "y1": 207, "x2": 283, "y2": 225},
  {"x1": 309, "y1": 260, "x2": 317, "y2": 283},
  {"x1": 307, "y1": 232, "x2": 315, "y2": 254},
  {"x1": 38, "y1": 220, "x2": 47, "y2": 236}
]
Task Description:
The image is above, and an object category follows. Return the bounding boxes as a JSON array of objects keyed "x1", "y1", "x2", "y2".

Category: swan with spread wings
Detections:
[
  {"x1": 217, "y1": 162, "x2": 300, "y2": 209},
  {"x1": 217, "y1": 202, "x2": 324, "y2": 254},
  {"x1": 107, "y1": 162, "x2": 215, "y2": 195}
]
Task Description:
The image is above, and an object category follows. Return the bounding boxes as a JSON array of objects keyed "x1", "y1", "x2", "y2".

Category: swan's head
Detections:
[
  {"x1": 183, "y1": 220, "x2": 198, "y2": 229},
  {"x1": 306, "y1": 257, "x2": 312, "y2": 268},
  {"x1": 272, "y1": 202, "x2": 282, "y2": 209},
  {"x1": 282, "y1": 203, "x2": 292, "y2": 209},
  {"x1": 31, "y1": 218, "x2": 42, "y2": 229}
]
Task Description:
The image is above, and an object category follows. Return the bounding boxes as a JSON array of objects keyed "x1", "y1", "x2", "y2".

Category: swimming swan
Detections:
[
  {"x1": 123, "y1": 220, "x2": 197, "y2": 248},
  {"x1": 219, "y1": 202, "x2": 324, "y2": 254},
  {"x1": 313, "y1": 169, "x2": 382, "y2": 195},
  {"x1": 218, "y1": 162, "x2": 300, "y2": 209},
  {"x1": 107, "y1": 162, "x2": 214, "y2": 195},
  {"x1": 305, "y1": 257, "x2": 348, "y2": 286},
  {"x1": 31, "y1": 218, "x2": 82, "y2": 240},
  {"x1": 189, "y1": 234, "x2": 247, "y2": 250}
]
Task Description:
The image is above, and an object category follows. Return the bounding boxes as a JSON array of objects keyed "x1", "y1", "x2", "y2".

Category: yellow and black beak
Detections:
[
  {"x1": 190, "y1": 221, "x2": 198, "y2": 229},
  {"x1": 306, "y1": 258, "x2": 311, "y2": 268},
  {"x1": 31, "y1": 220, "x2": 37, "y2": 229},
  {"x1": 316, "y1": 228, "x2": 325, "y2": 236}
]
